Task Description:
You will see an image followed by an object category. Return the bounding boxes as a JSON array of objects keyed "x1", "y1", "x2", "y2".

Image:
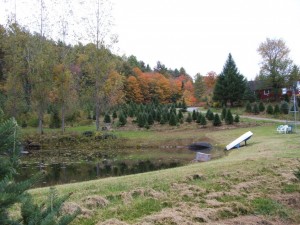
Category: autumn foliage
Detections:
[{"x1": 125, "y1": 68, "x2": 195, "y2": 105}]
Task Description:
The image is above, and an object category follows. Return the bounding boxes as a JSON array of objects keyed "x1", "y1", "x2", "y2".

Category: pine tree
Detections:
[
  {"x1": 274, "y1": 104, "x2": 280, "y2": 114},
  {"x1": 196, "y1": 113, "x2": 202, "y2": 124},
  {"x1": 245, "y1": 102, "x2": 252, "y2": 113},
  {"x1": 207, "y1": 110, "x2": 214, "y2": 121},
  {"x1": 266, "y1": 105, "x2": 274, "y2": 114},
  {"x1": 147, "y1": 113, "x2": 154, "y2": 125},
  {"x1": 186, "y1": 112, "x2": 192, "y2": 123},
  {"x1": 221, "y1": 107, "x2": 227, "y2": 120},
  {"x1": 118, "y1": 111, "x2": 127, "y2": 126},
  {"x1": 200, "y1": 115, "x2": 207, "y2": 126},
  {"x1": 0, "y1": 110, "x2": 78, "y2": 224},
  {"x1": 192, "y1": 110, "x2": 197, "y2": 121},
  {"x1": 213, "y1": 53, "x2": 246, "y2": 106},
  {"x1": 213, "y1": 113, "x2": 222, "y2": 126},
  {"x1": 259, "y1": 102, "x2": 265, "y2": 112},
  {"x1": 234, "y1": 114, "x2": 240, "y2": 123},
  {"x1": 225, "y1": 109, "x2": 234, "y2": 124},
  {"x1": 49, "y1": 109, "x2": 61, "y2": 129},
  {"x1": 182, "y1": 99, "x2": 187, "y2": 112},
  {"x1": 104, "y1": 113, "x2": 111, "y2": 123},
  {"x1": 178, "y1": 110, "x2": 183, "y2": 120},
  {"x1": 112, "y1": 111, "x2": 118, "y2": 119},
  {"x1": 280, "y1": 101, "x2": 289, "y2": 114},
  {"x1": 169, "y1": 112, "x2": 177, "y2": 126},
  {"x1": 252, "y1": 103, "x2": 259, "y2": 114},
  {"x1": 137, "y1": 113, "x2": 146, "y2": 127}
]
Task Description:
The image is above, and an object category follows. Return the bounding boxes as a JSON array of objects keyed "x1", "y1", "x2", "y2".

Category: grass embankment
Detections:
[{"x1": 28, "y1": 124, "x2": 300, "y2": 225}]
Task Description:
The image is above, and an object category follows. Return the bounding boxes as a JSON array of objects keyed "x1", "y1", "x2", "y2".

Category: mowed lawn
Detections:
[{"x1": 28, "y1": 124, "x2": 300, "y2": 225}]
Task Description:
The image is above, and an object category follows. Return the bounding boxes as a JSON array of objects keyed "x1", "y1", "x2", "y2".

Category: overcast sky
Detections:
[{"x1": 1, "y1": 0, "x2": 299, "y2": 80}]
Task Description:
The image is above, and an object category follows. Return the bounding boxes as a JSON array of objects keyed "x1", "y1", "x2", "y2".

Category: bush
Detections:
[
  {"x1": 259, "y1": 102, "x2": 265, "y2": 112},
  {"x1": 186, "y1": 112, "x2": 192, "y2": 123},
  {"x1": 83, "y1": 130, "x2": 94, "y2": 137},
  {"x1": 200, "y1": 115, "x2": 207, "y2": 126},
  {"x1": 252, "y1": 103, "x2": 259, "y2": 115},
  {"x1": 245, "y1": 102, "x2": 252, "y2": 113},
  {"x1": 266, "y1": 105, "x2": 274, "y2": 114},
  {"x1": 169, "y1": 112, "x2": 178, "y2": 126},
  {"x1": 221, "y1": 107, "x2": 227, "y2": 120},
  {"x1": 234, "y1": 114, "x2": 240, "y2": 123},
  {"x1": 280, "y1": 101, "x2": 289, "y2": 114},
  {"x1": 118, "y1": 111, "x2": 127, "y2": 126},
  {"x1": 213, "y1": 113, "x2": 222, "y2": 126},
  {"x1": 225, "y1": 109, "x2": 234, "y2": 124},
  {"x1": 274, "y1": 104, "x2": 280, "y2": 114},
  {"x1": 192, "y1": 110, "x2": 197, "y2": 121},
  {"x1": 104, "y1": 113, "x2": 111, "y2": 123}
]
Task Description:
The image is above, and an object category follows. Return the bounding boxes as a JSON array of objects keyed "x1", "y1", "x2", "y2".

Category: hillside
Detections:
[{"x1": 28, "y1": 124, "x2": 300, "y2": 225}]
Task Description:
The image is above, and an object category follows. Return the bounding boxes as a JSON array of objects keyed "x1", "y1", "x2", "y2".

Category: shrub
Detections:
[
  {"x1": 118, "y1": 111, "x2": 127, "y2": 126},
  {"x1": 280, "y1": 101, "x2": 289, "y2": 114},
  {"x1": 213, "y1": 113, "x2": 222, "y2": 126},
  {"x1": 200, "y1": 115, "x2": 207, "y2": 126},
  {"x1": 225, "y1": 109, "x2": 234, "y2": 124},
  {"x1": 192, "y1": 110, "x2": 197, "y2": 121},
  {"x1": 259, "y1": 102, "x2": 265, "y2": 112},
  {"x1": 252, "y1": 103, "x2": 259, "y2": 114},
  {"x1": 169, "y1": 112, "x2": 178, "y2": 126},
  {"x1": 112, "y1": 111, "x2": 118, "y2": 119},
  {"x1": 266, "y1": 105, "x2": 274, "y2": 114},
  {"x1": 104, "y1": 113, "x2": 111, "y2": 123},
  {"x1": 83, "y1": 130, "x2": 94, "y2": 137},
  {"x1": 186, "y1": 112, "x2": 192, "y2": 123},
  {"x1": 221, "y1": 107, "x2": 227, "y2": 120},
  {"x1": 245, "y1": 102, "x2": 252, "y2": 113},
  {"x1": 234, "y1": 114, "x2": 240, "y2": 123},
  {"x1": 274, "y1": 104, "x2": 280, "y2": 114},
  {"x1": 147, "y1": 113, "x2": 154, "y2": 125}
]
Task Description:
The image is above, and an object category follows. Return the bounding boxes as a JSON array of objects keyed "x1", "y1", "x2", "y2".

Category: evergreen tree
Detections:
[
  {"x1": 266, "y1": 105, "x2": 274, "y2": 114},
  {"x1": 221, "y1": 107, "x2": 227, "y2": 121},
  {"x1": 0, "y1": 110, "x2": 78, "y2": 224},
  {"x1": 104, "y1": 113, "x2": 111, "y2": 123},
  {"x1": 234, "y1": 114, "x2": 240, "y2": 123},
  {"x1": 207, "y1": 110, "x2": 214, "y2": 121},
  {"x1": 213, "y1": 53, "x2": 246, "y2": 106},
  {"x1": 245, "y1": 102, "x2": 252, "y2": 113},
  {"x1": 147, "y1": 113, "x2": 154, "y2": 125},
  {"x1": 137, "y1": 113, "x2": 146, "y2": 127},
  {"x1": 243, "y1": 82, "x2": 257, "y2": 103},
  {"x1": 192, "y1": 110, "x2": 197, "y2": 121},
  {"x1": 252, "y1": 103, "x2": 259, "y2": 114},
  {"x1": 178, "y1": 110, "x2": 183, "y2": 120},
  {"x1": 182, "y1": 99, "x2": 187, "y2": 112},
  {"x1": 206, "y1": 109, "x2": 212, "y2": 119},
  {"x1": 112, "y1": 111, "x2": 118, "y2": 119},
  {"x1": 213, "y1": 113, "x2": 222, "y2": 126},
  {"x1": 200, "y1": 115, "x2": 207, "y2": 126},
  {"x1": 196, "y1": 113, "x2": 202, "y2": 124},
  {"x1": 118, "y1": 111, "x2": 127, "y2": 126},
  {"x1": 225, "y1": 109, "x2": 234, "y2": 124},
  {"x1": 280, "y1": 101, "x2": 289, "y2": 114},
  {"x1": 274, "y1": 104, "x2": 280, "y2": 114},
  {"x1": 259, "y1": 102, "x2": 265, "y2": 112},
  {"x1": 186, "y1": 112, "x2": 192, "y2": 123},
  {"x1": 169, "y1": 112, "x2": 177, "y2": 126}
]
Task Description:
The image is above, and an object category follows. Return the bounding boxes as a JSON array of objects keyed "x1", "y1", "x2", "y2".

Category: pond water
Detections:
[{"x1": 17, "y1": 146, "x2": 226, "y2": 187}]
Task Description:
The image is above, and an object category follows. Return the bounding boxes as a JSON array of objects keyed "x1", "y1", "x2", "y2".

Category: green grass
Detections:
[{"x1": 23, "y1": 122, "x2": 300, "y2": 224}]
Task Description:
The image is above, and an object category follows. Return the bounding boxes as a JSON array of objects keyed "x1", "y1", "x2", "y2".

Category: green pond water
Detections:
[{"x1": 17, "y1": 147, "x2": 226, "y2": 187}]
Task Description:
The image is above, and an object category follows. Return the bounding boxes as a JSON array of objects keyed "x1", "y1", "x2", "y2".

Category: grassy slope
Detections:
[{"x1": 29, "y1": 124, "x2": 300, "y2": 225}]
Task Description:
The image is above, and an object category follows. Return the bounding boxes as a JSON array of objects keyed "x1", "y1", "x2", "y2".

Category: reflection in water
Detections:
[{"x1": 17, "y1": 146, "x2": 226, "y2": 187}]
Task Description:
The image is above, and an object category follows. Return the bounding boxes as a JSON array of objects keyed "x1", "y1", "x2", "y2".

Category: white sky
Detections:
[{"x1": 1, "y1": 0, "x2": 299, "y2": 80}]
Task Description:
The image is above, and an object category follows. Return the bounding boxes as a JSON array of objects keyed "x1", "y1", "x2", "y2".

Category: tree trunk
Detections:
[{"x1": 61, "y1": 103, "x2": 65, "y2": 133}]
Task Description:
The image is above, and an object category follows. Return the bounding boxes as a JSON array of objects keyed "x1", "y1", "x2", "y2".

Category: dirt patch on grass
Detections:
[
  {"x1": 121, "y1": 188, "x2": 167, "y2": 204},
  {"x1": 208, "y1": 215, "x2": 289, "y2": 225},
  {"x1": 62, "y1": 202, "x2": 92, "y2": 218},
  {"x1": 96, "y1": 218, "x2": 129, "y2": 225},
  {"x1": 81, "y1": 195, "x2": 109, "y2": 209},
  {"x1": 171, "y1": 183, "x2": 206, "y2": 199},
  {"x1": 272, "y1": 193, "x2": 300, "y2": 211}
]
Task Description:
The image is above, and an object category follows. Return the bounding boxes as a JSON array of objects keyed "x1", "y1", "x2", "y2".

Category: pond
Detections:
[{"x1": 17, "y1": 146, "x2": 226, "y2": 187}]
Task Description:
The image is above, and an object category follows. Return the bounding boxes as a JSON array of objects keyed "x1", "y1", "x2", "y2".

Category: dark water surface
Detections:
[{"x1": 17, "y1": 147, "x2": 226, "y2": 187}]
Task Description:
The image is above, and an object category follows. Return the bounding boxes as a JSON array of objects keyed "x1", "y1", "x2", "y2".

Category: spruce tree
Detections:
[
  {"x1": 186, "y1": 112, "x2": 192, "y2": 123},
  {"x1": 252, "y1": 103, "x2": 259, "y2": 115},
  {"x1": 104, "y1": 113, "x2": 111, "y2": 123},
  {"x1": 225, "y1": 109, "x2": 234, "y2": 124},
  {"x1": 0, "y1": 110, "x2": 78, "y2": 224},
  {"x1": 245, "y1": 102, "x2": 252, "y2": 113},
  {"x1": 259, "y1": 101, "x2": 265, "y2": 112},
  {"x1": 112, "y1": 111, "x2": 118, "y2": 119},
  {"x1": 147, "y1": 113, "x2": 154, "y2": 125},
  {"x1": 280, "y1": 101, "x2": 289, "y2": 114},
  {"x1": 137, "y1": 113, "x2": 146, "y2": 127},
  {"x1": 234, "y1": 114, "x2": 240, "y2": 123},
  {"x1": 192, "y1": 110, "x2": 197, "y2": 121},
  {"x1": 169, "y1": 112, "x2": 177, "y2": 126},
  {"x1": 207, "y1": 110, "x2": 214, "y2": 121},
  {"x1": 182, "y1": 99, "x2": 187, "y2": 112},
  {"x1": 49, "y1": 109, "x2": 61, "y2": 129},
  {"x1": 196, "y1": 113, "x2": 202, "y2": 124},
  {"x1": 274, "y1": 104, "x2": 280, "y2": 114},
  {"x1": 213, "y1": 113, "x2": 222, "y2": 126},
  {"x1": 118, "y1": 111, "x2": 127, "y2": 126},
  {"x1": 200, "y1": 115, "x2": 207, "y2": 126},
  {"x1": 266, "y1": 105, "x2": 274, "y2": 114},
  {"x1": 213, "y1": 53, "x2": 246, "y2": 106},
  {"x1": 178, "y1": 110, "x2": 183, "y2": 120}
]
